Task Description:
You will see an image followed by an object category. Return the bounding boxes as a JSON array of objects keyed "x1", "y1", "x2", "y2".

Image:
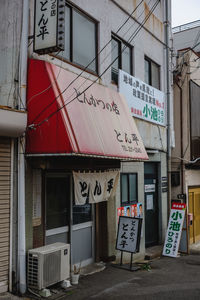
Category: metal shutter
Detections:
[{"x1": 0, "y1": 138, "x2": 11, "y2": 293}]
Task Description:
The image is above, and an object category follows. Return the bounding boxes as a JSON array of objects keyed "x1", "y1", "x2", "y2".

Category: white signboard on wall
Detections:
[{"x1": 119, "y1": 70, "x2": 166, "y2": 126}]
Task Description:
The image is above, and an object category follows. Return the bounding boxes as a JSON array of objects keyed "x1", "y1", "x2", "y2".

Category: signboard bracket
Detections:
[{"x1": 113, "y1": 251, "x2": 140, "y2": 272}]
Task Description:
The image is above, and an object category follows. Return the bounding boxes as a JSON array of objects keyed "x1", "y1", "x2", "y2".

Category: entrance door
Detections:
[
  {"x1": 72, "y1": 203, "x2": 94, "y2": 267},
  {"x1": 45, "y1": 174, "x2": 70, "y2": 245},
  {"x1": 144, "y1": 163, "x2": 159, "y2": 247},
  {"x1": 189, "y1": 187, "x2": 200, "y2": 244}
]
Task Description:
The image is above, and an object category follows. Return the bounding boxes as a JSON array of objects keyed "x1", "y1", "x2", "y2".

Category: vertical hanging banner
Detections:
[
  {"x1": 34, "y1": 0, "x2": 65, "y2": 54},
  {"x1": 163, "y1": 203, "x2": 186, "y2": 257},
  {"x1": 73, "y1": 171, "x2": 119, "y2": 205}
]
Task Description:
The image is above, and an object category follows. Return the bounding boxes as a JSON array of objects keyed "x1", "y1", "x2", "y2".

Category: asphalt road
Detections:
[{"x1": 61, "y1": 254, "x2": 200, "y2": 300}]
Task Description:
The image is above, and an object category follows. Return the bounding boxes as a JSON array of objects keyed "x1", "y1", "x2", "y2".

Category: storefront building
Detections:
[
  {"x1": 0, "y1": 0, "x2": 173, "y2": 292},
  {"x1": 25, "y1": 59, "x2": 148, "y2": 267}
]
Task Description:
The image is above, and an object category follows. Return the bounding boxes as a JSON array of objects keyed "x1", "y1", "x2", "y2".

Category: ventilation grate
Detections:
[{"x1": 28, "y1": 253, "x2": 39, "y2": 288}]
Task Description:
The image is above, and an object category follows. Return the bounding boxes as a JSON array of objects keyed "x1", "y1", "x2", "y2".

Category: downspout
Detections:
[
  {"x1": 18, "y1": 0, "x2": 29, "y2": 294},
  {"x1": 164, "y1": 0, "x2": 171, "y2": 216},
  {"x1": 9, "y1": 140, "x2": 14, "y2": 292},
  {"x1": 174, "y1": 79, "x2": 184, "y2": 194}
]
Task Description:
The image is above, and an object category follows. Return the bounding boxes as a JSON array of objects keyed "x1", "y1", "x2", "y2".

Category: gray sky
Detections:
[{"x1": 171, "y1": 0, "x2": 200, "y2": 27}]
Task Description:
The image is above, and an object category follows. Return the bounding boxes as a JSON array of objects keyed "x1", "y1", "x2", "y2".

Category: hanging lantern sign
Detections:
[{"x1": 34, "y1": 0, "x2": 65, "y2": 54}]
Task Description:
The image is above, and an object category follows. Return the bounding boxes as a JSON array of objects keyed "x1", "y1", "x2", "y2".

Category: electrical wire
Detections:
[
  {"x1": 31, "y1": 0, "x2": 160, "y2": 129},
  {"x1": 31, "y1": 0, "x2": 154, "y2": 122},
  {"x1": 27, "y1": 50, "x2": 64, "y2": 105},
  {"x1": 32, "y1": 0, "x2": 159, "y2": 128},
  {"x1": 27, "y1": 0, "x2": 144, "y2": 108},
  {"x1": 175, "y1": 29, "x2": 200, "y2": 82}
]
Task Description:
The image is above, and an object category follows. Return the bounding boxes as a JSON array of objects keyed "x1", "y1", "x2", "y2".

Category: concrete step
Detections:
[{"x1": 145, "y1": 245, "x2": 163, "y2": 260}]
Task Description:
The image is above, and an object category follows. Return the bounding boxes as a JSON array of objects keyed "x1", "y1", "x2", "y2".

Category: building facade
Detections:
[
  {"x1": 0, "y1": 0, "x2": 27, "y2": 293},
  {"x1": 0, "y1": 0, "x2": 173, "y2": 293},
  {"x1": 172, "y1": 21, "x2": 200, "y2": 249}
]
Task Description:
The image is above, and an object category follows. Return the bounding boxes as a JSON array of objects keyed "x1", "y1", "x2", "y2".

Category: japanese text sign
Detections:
[
  {"x1": 163, "y1": 203, "x2": 186, "y2": 257},
  {"x1": 116, "y1": 216, "x2": 142, "y2": 253},
  {"x1": 34, "y1": 0, "x2": 65, "y2": 54},
  {"x1": 73, "y1": 171, "x2": 119, "y2": 205},
  {"x1": 119, "y1": 70, "x2": 166, "y2": 126}
]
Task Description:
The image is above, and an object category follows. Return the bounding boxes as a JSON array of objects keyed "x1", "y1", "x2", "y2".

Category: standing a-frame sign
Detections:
[{"x1": 115, "y1": 216, "x2": 142, "y2": 271}]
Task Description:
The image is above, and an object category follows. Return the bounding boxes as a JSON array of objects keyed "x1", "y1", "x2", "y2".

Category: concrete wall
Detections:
[
  {"x1": 28, "y1": 0, "x2": 168, "y2": 152},
  {"x1": 172, "y1": 49, "x2": 200, "y2": 205},
  {"x1": 0, "y1": 0, "x2": 22, "y2": 108}
]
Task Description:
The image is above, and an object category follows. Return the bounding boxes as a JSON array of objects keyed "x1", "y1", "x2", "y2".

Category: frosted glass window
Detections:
[
  {"x1": 151, "y1": 61, "x2": 160, "y2": 90},
  {"x1": 61, "y1": 4, "x2": 97, "y2": 73},
  {"x1": 121, "y1": 173, "x2": 137, "y2": 205},
  {"x1": 73, "y1": 10, "x2": 96, "y2": 72},
  {"x1": 121, "y1": 174, "x2": 128, "y2": 204},
  {"x1": 122, "y1": 44, "x2": 131, "y2": 74}
]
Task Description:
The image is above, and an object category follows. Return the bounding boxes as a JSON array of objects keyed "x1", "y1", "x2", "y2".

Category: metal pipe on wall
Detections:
[
  {"x1": 164, "y1": 0, "x2": 172, "y2": 216},
  {"x1": 18, "y1": 0, "x2": 29, "y2": 294},
  {"x1": 174, "y1": 80, "x2": 184, "y2": 195}
]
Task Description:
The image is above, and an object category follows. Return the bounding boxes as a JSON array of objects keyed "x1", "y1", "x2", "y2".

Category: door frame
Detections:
[
  {"x1": 44, "y1": 172, "x2": 95, "y2": 268},
  {"x1": 188, "y1": 186, "x2": 200, "y2": 244},
  {"x1": 45, "y1": 172, "x2": 70, "y2": 245},
  {"x1": 144, "y1": 162, "x2": 160, "y2": 247}
]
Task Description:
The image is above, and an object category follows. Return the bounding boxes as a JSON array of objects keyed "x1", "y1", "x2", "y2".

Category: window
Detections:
[
  {"x1": 111, "y1": 36, "x2": 132, "y2": 84},
  {"x1": 46, "y1": 177, "x2": 70, "y2": 230},
  {"x1": 61, "y1": 4, "x2": 98, "y2": 73},
  {"x1": 145, "y1": 57, "x2": 160, "y2": 89},
  {"x1": 120, "y1": 173, "x2": 137, "y2": 206},
  {"x1": 73, "y1": 203, "x2": 92, "y2": 225}
]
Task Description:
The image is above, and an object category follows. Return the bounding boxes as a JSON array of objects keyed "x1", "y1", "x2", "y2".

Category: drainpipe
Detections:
[
  {"x1": 174, "y1": 79, "x2": 184, "y2": 194},
  {"x1": 164, "y1": 0, "x2": 171, "y2": 216},
  {"x1": 18, "y1": 0, "x2": 29, "y2": 294},
  {"x1": 9, "y1": 140, "x2": 14, "y2": 292}
]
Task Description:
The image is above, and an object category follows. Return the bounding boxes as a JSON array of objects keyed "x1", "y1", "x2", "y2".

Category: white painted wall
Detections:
[{"x1": 0, "y1": 1, "x2": 23, "y2": 108}]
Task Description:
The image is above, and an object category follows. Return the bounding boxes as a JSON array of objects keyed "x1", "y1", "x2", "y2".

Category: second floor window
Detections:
[
  {"x1": 111, "y1": 36, "x2": 133, "y2": 84},
  {"x1": 145, "y1": 57, "x2": 160, "y2": 90},
  {"x1": 62, "y1": 4, "x2": 98, "y2": 74}
]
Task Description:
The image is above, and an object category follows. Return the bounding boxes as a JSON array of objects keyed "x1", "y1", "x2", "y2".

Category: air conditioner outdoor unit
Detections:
[{"x1": 28, "y1": 242, "x2": 70, "y2": 290}]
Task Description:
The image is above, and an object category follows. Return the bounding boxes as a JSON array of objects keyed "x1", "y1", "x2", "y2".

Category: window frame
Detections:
[
  {"x1": 120, "y1": 173, "x2": 138, "y2": 206},
  {"x1": 144, "y1": 56, "x2": 160, "y2": 90},
  {"x1": 57, "y1": 2, "x2": 98, "y2": 75},
  {"x1": 111, "y1": 34, "x2": 133, "y2": 84}
]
